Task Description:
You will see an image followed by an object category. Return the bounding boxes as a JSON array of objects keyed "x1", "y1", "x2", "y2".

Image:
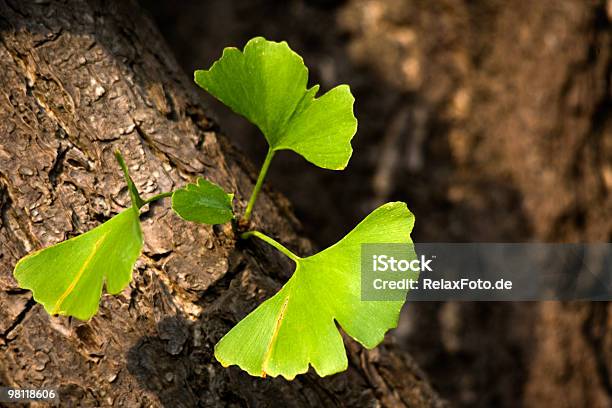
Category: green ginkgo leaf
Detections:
[
  {"x1": 194, "y1": 37, "x2": 358, "y2": 170},
  {"x1": 171, "y1": 178, "x2": 234, "y2": 224},
  {"x1": 215, "y1": 202, "x2": 415, "y2": 379},
  {"x1": 13, "y1": 208, "x2": 143, "y2": 320}
]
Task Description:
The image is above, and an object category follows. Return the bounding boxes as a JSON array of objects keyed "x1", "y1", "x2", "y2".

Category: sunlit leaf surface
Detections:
[
  {"x1": 13, "y1": 208, "x2": 143, "y2": 320},
  {"x1": 215, "y1": 202, "x2": 415, "y2": 379},
  {"x1": 172, "y1": 178, "x2": 234, "y2": 224},
  {"x1": 194, "y1": 37, "x2": 357, "y2": 170}
]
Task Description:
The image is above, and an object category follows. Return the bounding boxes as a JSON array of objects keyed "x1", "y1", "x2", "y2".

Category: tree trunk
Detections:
[{"x1": 0, "y1": 1, "x2": 444, "y2": 407}]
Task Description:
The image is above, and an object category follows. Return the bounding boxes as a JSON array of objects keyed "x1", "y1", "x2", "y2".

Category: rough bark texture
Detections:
[
  {"x1": 0, "y1": 1, "x2": 445, "y2": 407},
  {"x1": 142, "y1": 0, "x2": 611, "y2": 407}
]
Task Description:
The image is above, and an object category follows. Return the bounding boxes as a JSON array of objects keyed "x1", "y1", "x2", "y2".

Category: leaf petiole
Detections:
[
  {"x1": 240, "y1": 230, "x2": 301, "y2": 263},
  {"x1": 114, "y1": 150, "x2": 145, "y2": 210},
  {"x1": 114, "y1": 151, "x2": 174, "y2": 209},
  {"x1": 242, "y1": 148, "x2": 275, "y2": 223},
  {"x1": 142, "y1": 191, "x2": 174, "y2": 206}
]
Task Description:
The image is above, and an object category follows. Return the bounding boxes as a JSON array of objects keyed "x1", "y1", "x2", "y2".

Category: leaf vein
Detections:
[
  {"x1": 51, "y1": 231, "x2": 109, "y2": 315},
  {"x1": 261, "y1": 296, "x2": 290, "y2": 376}
]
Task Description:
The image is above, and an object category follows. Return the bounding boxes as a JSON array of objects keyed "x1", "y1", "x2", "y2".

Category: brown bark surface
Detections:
[{"x1": 0, "y1": 1, "x2": 445, "y2": 407}]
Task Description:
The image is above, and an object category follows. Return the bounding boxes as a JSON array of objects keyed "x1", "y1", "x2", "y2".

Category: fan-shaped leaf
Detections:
[
  {"x1": 13, "y1": 208, "x2": 143, "y2": 320},
  {"x1": 194, "y1": 37, "x2": 357, "y2": 170},
  {"x1": 215, "y1": 202, "x2": 415, "y2": 379}
]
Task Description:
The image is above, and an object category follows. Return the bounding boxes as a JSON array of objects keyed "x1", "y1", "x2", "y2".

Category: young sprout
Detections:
[
  {"x1": 194, "y1": 37, "x2": 358, "y2": 222},
  {"x1": 189, "y1": 37, "x2": 416, "y2": 379},
  {"x1": 13, "y1": 37, "x2": 416, "y2": 381}
]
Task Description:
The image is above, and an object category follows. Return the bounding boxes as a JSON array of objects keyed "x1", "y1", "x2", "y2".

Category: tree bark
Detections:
[{"x1": 0, "y1": 0, "x2": 445, "y2": 406}]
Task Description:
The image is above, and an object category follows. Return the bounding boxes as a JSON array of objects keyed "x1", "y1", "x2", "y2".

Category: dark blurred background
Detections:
[{"x1": 141, "y1": 1, "x2": 611, "y2": 407}]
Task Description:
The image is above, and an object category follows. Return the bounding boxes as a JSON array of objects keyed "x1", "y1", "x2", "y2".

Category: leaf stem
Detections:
[
  {"x1": 115, "y1": 151, "x2": 173, "y2": 209},
  {"x1": 242, "y1": 148, "x2": 275, "y2": 222},
  {"x1": 114, "y1": 150, "x2": 144, "y2": 210},
  {"x1": 142, "y1": 191, "x2": 174, "y2": 205},
  {"x1": 240, "y1": 230, "x2": 301, "y2": 263}
]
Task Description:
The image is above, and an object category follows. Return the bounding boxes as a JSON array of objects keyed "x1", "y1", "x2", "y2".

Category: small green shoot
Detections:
[
  {"x1": 12, "y1": 37, "x2": 416, "y2": 383},
  {"x1": 215, "y1": 202, "x2": 414, "y2": 379},
  {"x1": 195, "y1": 37, "x2": 358, "y2": 221},
  {"x1": 172, "y1": 177, "x2": 234, "y2": 224}
]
